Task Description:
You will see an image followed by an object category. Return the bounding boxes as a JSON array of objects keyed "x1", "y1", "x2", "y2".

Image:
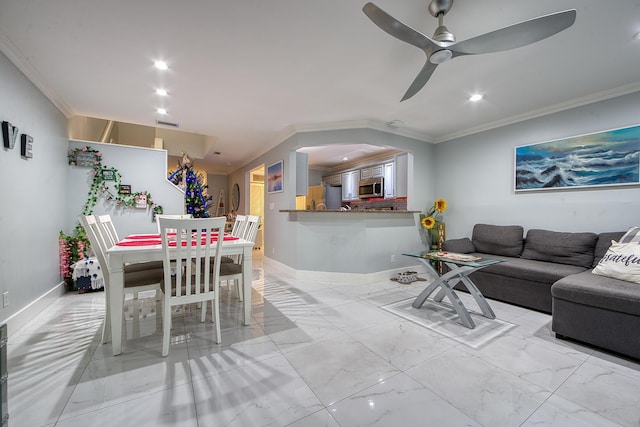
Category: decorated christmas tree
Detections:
[{"x1": 168, "y1": 153, "x2": 212, "y2": 218}]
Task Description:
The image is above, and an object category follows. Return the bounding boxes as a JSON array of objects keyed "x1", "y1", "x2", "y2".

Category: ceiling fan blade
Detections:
[
  {"x1": 362, "y1": 2, "x2": 437, "y2": 51},
  {"x1": 401, "y1": 60, "x2": 438, "y2": 101},
  {"x1": 451, "y1": 9, "x2": 576, "y2": 56}
]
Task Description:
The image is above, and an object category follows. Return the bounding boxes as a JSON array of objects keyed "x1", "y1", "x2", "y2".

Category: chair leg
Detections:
[
  {"x1": 213, "y1": 298, "x2": 221, "y2": 344},
  {"x1": 200, "y1": 299, "x2": 207, "y2": 322},
  {"x1": 162, "y1": 300, "x2": 171, "y2": 357},
  {"x1": 235, "y1": 279, "x2": 244, "y2": 301}
]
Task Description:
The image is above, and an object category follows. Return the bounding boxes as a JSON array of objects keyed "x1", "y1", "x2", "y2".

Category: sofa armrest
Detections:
[{"x1": 442, "y1": 237, "x2": 475, "y2": 253}]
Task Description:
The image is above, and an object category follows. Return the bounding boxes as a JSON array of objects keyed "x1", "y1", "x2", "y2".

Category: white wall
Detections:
[
  {"x1": 67, "y1": 140, "x2": 185, "y2": 238},
  {"x1": 229, "y1": 128, "x2": 436, "y2": 272},
  {"x1": 434, "y1": 91, "x2": 640, "y2": 239},
  {"x1": 206, "y1": 173, "x2": 228, "y2": 216},
  {"x1": 0, "y1": 51, "x2": 69, "y2": 330}
]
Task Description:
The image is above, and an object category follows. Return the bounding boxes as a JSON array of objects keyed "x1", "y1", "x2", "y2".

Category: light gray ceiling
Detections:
[{"x1": 2, "y1": 0, "x2": 640, "y2": 173}]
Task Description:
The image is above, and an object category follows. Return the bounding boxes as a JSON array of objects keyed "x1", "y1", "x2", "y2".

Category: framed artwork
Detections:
[
  {"x1": 514, "y1": 124, "x2": 640, "y2": 192},
  {"x1": 102, "y1": 169, "x2": 116, "y2": 181},
  {"x1": 267, "y1": 160, "x2": 284, "y2": 194},
  {"x1": 119, "y1": 184, "x2": 131, "y2": 194},
  {"x1": 134, "y1": 193, "x2": 147, "y2": 209}
]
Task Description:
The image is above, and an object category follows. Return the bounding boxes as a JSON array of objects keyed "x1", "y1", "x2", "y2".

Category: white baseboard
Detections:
[
  {"x1": 4, "y1": 282, "x2": 66, "y2": 338},
  {"x1": 263, "y1": 256, "x2": 429, "y2": 284}
]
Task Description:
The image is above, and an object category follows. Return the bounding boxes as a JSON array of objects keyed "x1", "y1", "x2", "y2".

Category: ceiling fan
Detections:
[{"x1": 363, "y1": 0, "x2": 576, "y2": 101}]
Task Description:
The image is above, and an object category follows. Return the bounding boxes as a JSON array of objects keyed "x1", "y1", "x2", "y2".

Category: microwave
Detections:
[{"x1": 358, "y1": 177, "x2": 384, "y2": 199}]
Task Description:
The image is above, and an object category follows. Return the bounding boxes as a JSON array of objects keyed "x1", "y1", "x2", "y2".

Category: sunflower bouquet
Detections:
[{"x1": 420, "y1": 198, "x2": 447, "y2": 246}]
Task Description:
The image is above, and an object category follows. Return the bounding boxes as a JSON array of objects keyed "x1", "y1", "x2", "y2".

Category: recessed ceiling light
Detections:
[
  {"x1": 469, "y1": 93, "x2": 484, "y2": 102},
  {"x1": 342, "y1": 156, "x2": 349, "y2": 161},
  {"x1": 156, "y1": 108, "x2": 168, "y2": 115},
  {"x1": 155, "y1": 89, "x2": 168, "y2": 96},
  {"x1": 154, "y1": 60, "x2": 168, "y2": 70}
]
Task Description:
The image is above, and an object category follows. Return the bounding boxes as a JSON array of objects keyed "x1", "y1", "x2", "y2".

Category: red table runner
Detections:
[{"x1": 117, "y1": 235, "x2": 239, "y2": 246}]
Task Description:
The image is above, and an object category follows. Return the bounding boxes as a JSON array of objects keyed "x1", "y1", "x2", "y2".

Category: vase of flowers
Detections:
[{"x1": 419, "y1": 198, "x2": 447, "y2": 250}]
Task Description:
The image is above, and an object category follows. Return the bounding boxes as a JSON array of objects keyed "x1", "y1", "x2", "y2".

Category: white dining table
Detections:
[{"x1": 106, "y1": 236, "x2": 254, "y2": 356}]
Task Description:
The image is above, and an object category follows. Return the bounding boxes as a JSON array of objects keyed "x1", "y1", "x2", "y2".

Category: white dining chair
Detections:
[
  {"x1": 221, "y1": 214, "x2": 247, "y2": 265},
  {"x1": 97, "y1": 214, "x2": 119, "y2": 247},
  {"x1": 219, "y1": 215, "x2": 260, "y2": 301},
  {"x1": 158, "y1": 216, "x2": 226, "y2": 356},
  {"x1": 97, "y1": 213, "x2": 163, "y2": 297},
  {"x1": 80, "y1": 215, "x2": 164, "y2": 344},
  {"x1": 155, "y1": 214, "x2": 192, "y2": 234}
]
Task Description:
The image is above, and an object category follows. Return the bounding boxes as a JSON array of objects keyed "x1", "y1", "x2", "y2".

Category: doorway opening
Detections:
[{"x1": 249, "y1": 165, "x2": 265, "y2": 251}]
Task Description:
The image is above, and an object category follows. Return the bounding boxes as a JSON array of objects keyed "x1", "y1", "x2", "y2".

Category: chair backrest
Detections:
[
  {"x1": 97, "y1": 214, "x2": 119, "y2": 247},
  {"x1": 243, "y1": 215, "x2": 261, "y2": 243},
  {"x1": 229, "y1": 214, "x2": 247, "y2": 238},
  {"x1": 80, "y1": 215, "x2": 111, "y2": 283},
  {"x1": 158, "y1": 216, "x2": 226, "y2": 298},
  {"x1": 156, "y1": 214, "x2": 192, "y2": 234}
]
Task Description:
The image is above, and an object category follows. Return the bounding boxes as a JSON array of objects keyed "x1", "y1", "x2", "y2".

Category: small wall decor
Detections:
[
  {"x1": 101, "y1": 169, "x2": 116, "y2": 180},
  {"x1": 267, "y1": 160, "x2": 283, "y2": 194},
  {"x1": 515, "y1": 124, "x2": 640, "y2": 191},
  {"x1": 119, "y1": 184, "x2": 131, "y2": 194},
  {"x1": 134, "y1": 193, "x2": 147, "y2": 209},
  {"x1": 68, "y1": 146, "x2": 101, "y2": 167}
]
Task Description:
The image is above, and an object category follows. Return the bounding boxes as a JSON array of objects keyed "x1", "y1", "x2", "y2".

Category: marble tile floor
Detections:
[{"x1": 7, "y1": 256, "x2": 640, "y2": 427}]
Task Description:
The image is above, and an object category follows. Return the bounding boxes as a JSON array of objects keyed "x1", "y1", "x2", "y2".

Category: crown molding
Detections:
[
  {"x1": 0, "y1": 30, "x2": 74, "y2": 118},
  {"x1": 434, "y1": 81, "x2": 640, "y2": 143}
]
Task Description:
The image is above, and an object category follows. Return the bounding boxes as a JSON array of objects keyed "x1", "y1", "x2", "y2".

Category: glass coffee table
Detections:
[{"x1": 402, "y1": 251, "x2": 503, "y2": 329}]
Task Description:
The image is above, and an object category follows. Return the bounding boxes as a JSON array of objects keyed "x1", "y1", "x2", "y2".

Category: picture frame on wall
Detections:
[
  {"x1": 267, "y1": 160, "x2": 284, "y2": 194},
  {"x1": 514, "y1": 124, "x2": 640, "y2": 192},
  {"x1": 119, "y1": 184, "x2": 131, "y2": 194}
]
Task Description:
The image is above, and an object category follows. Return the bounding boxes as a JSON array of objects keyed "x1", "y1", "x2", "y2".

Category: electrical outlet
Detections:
[
  {"x1": 390, "y1": 254, "x2": 396, "y2": 263},
  {"x1": 2, "y1": 292, "x2": 8, "y2": 308}
]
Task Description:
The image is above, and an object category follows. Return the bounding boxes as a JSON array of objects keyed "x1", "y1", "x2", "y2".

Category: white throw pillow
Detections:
[
  {"x1": 592, "y1": 242, "x2": 640, "y2": 284},
  {"x1": 619, "y1": 226, "x2": 640, "y2": 244}
]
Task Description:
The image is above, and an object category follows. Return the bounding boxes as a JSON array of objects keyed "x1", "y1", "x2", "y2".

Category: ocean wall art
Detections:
[{"x1": 514, "y1": 124, "x2": 640, "y2": 191}]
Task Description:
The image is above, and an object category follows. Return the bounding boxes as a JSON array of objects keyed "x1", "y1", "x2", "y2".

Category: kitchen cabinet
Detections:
[
  {"x1": 323, "y1": 173, "x2": 341, "y2": 186},
  {"x1": 360, "y1": 164, "x2": 384, "y2": 179},
  {"x1": 341, "y1": 170, "x2": 360, "y2": 201},
  {"x1": 384, "y1": 162, "x2": 394, "y2": 198}
]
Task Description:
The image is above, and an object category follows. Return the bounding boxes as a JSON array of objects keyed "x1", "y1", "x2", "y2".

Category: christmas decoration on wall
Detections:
[
  {"x1": 71, "y1": 146, "x2": 164, "y2": 217},
  {"x1": 168, "y1": 153, "x2": 212, "y2": 218},
  {"x1": 61, "y1": 145, "x2": 165, "y2": 288}
]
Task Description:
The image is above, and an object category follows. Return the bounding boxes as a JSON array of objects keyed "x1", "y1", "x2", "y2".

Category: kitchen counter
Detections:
[{"x1": 280, "y1": 209, "x2": 420, "y2": 213}]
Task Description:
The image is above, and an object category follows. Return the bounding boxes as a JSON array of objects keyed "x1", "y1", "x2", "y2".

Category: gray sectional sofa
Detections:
[{"x1": 443, "y1": 224, "x2": 640, "y2": 360}]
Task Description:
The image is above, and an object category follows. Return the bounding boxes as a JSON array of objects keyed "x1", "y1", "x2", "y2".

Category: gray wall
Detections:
[
  {"x1": 206, "y1": 173, "x2": 228, "y2": 216},
  {"x1": 229, "y1": 128, "x2": 436, "y2": 271},
  {"x1": 67, "y1": 140, "x2": 185, "y2": 238},
  {"x1": 434, "y1": 91, "x2": 640, "y2": 239},
  {"x1": 0, "y1": 51, "x2": 69, "y2": 325}
]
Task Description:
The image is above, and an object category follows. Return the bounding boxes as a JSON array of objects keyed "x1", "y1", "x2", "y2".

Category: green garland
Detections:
[
  {"x1": 60, "y1": 145, "x2": 165, "y2": 286},
  {"x1": 72, "y1": 146, "x2": 163, "y2": 216}
]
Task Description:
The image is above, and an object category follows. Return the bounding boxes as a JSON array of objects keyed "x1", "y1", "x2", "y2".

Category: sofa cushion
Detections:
[
  {"x1": 471, "y1": 224, "x2": 524, "y2": 257},
  {"x1": 473, "y1": 254, "x2": 587, "y2": 284},
  {"x1": 593, "y1": 231, "x2": 626, "y2": 267},
  {"x1": 521, "y1": 229, "x2": 597, "y2": 268},
  {"x1": 552, "y1": 270, "x2": 640, "y2": 316},
  {"x1": 592, "y1": 242, "x2": 640, "y2": 284},
  {"x1": 442, "y1": 237, "x2": 475, "y2": 254}
]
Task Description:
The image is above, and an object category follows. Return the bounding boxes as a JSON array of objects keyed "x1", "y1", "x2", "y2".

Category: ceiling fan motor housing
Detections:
[{"x1": 428, "y1": 0, "x2": 453, "y2": 18}]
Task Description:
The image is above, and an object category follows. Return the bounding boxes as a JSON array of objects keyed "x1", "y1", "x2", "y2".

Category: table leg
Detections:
[
  {"x1": 110, "y1": 254, "x2": 125, "y2": 356},
  {"x1": 411, "y1": 259, "x2": 477, "y2": 328},
  {"x1": 459, "y1": 275, "x2": 496, "y2": 319}
]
